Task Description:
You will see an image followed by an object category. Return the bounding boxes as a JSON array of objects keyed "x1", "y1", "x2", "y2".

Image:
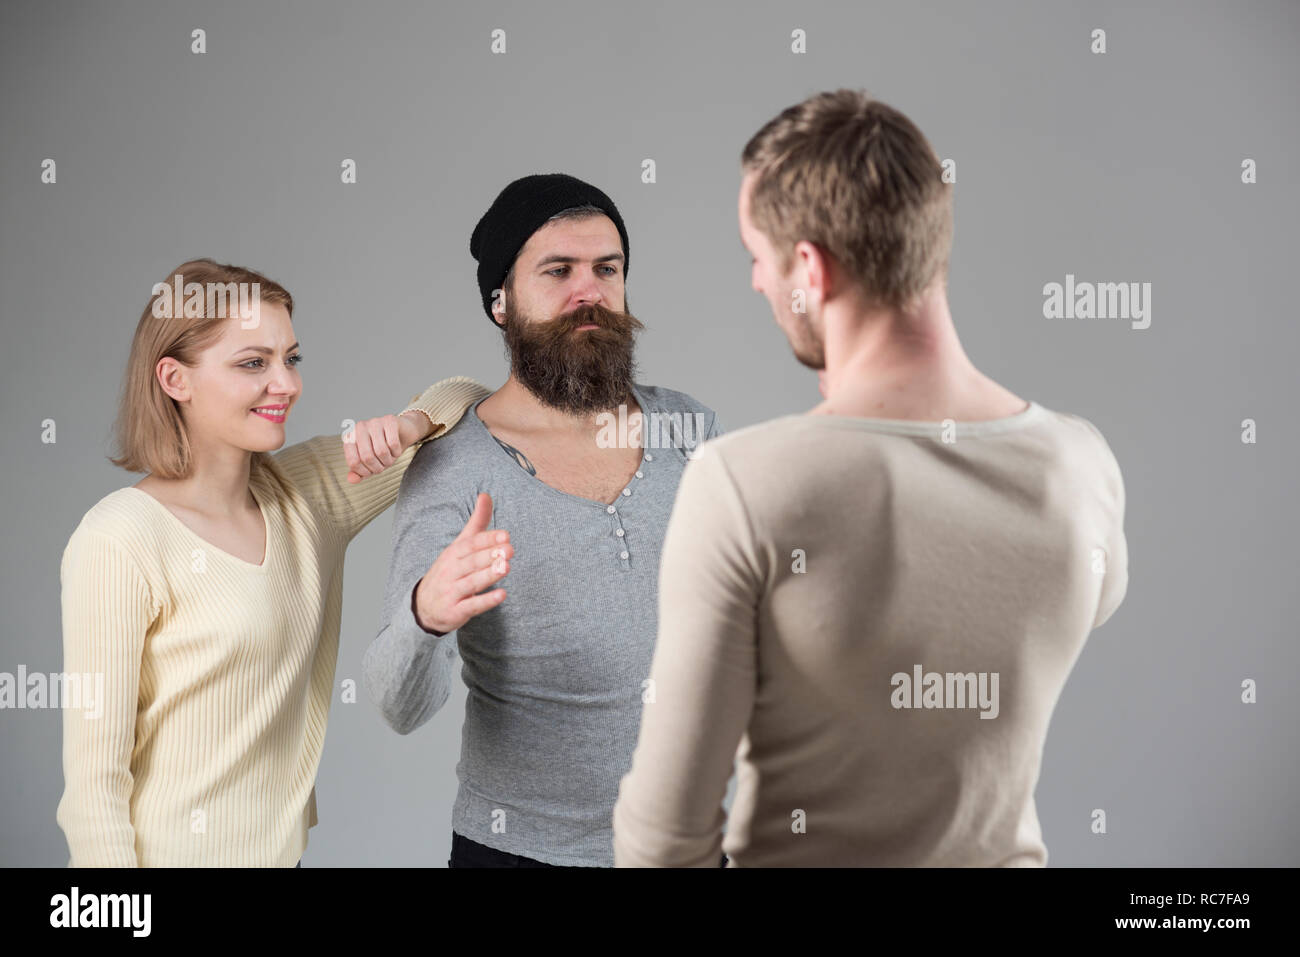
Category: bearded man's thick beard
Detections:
[{"x1": 502, "y1": 301, "x2": 646, "y2": 416}]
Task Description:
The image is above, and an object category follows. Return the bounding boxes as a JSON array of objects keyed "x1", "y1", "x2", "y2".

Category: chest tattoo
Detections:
[{"x1": 493, "y1": 435, "x2": 537, "y2": 476}]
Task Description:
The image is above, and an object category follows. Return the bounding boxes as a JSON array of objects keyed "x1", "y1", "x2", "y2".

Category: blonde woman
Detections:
[{"x1": 56, "y1": 259, "x2": 496, "y2": 866}]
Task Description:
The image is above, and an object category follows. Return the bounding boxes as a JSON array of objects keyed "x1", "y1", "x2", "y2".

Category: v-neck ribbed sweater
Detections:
[{"x1": 56, "y1": 375, "x2": 491, "y2": 866}]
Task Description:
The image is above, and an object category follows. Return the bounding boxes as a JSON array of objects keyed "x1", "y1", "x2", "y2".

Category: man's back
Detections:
[{"x1": 614, "y1": 400, "x2": 1127, "y2": 866}]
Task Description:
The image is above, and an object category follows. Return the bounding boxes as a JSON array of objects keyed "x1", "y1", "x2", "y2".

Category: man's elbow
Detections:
[
  {"x1": 376, "y1": 697, "x2": 444, "y2": 736},
  {"x1": 362, "y1": 672, "x2": 447, "y2": 736},
  {"x1": 374, "y1": 702, "x2": 418, "y2": 736},
  {"x1": 362, "y1": 673, "x2": 424, "y2": 736}
]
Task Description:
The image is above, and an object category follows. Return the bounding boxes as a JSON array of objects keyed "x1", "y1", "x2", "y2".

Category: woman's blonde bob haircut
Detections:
[{"x1": 110, "y1": 259, "x2": 294, "y2": 479}]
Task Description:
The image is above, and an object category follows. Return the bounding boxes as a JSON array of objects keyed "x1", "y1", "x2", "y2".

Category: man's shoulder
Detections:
[
  {"x1": 632, "y1": 382, "x2": 717, "y2": 417},
  {"x1": 1051, "y1": 407, "x2": 1117, "y2": 452},
  {"x1": 405, "y1": 410, "x2": 495, "y2": 486},
  {"x1": 693, "y1": 414, "x2": 804, "y2": 461},
  {"x1": 1039, "y1": 405, "x2": 1124, "y2": 481}
]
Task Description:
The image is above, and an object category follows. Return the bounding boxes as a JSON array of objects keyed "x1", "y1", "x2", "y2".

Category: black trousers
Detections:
[{"x1": 448, "y1": 830, "x2": 729, "y2": 868}]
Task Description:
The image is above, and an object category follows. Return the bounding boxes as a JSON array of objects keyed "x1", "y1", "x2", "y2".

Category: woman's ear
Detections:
[{"x1": 156, "y1": 356, "x2": 190, "y2": 403}]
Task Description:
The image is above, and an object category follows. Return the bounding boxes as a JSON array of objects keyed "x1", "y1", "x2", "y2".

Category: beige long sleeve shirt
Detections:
[{"x1": 613, "y1": 400, "x2": 1127, "y2": 867}]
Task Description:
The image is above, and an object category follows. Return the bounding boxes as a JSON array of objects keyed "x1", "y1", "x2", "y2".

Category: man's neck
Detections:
[
  {"x1": 815, "y1": 287, "x2": 1019, "y2": 420},
  {"x1": 479, "y1": 376, "x2": 639, "y2": 438}
]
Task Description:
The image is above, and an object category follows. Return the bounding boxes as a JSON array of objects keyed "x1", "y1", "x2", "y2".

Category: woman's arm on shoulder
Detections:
[{"x1": 271, "y1": 376, "x2": 491, "y2": 542}]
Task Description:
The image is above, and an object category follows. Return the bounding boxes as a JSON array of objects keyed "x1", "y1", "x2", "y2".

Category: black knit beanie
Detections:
[{"x1": 470, "y1": 173, "x2": 630, "y2": 326}]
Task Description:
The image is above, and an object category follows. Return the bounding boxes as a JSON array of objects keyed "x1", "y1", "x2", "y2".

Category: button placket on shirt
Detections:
[{"x1": 608, "y1": 451, "x2": 653, "y2": 565}]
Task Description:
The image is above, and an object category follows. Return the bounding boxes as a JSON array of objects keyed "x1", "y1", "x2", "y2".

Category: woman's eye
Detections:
[{"x1": 240, "y1": 355, "x2": 303, "y2": 369}]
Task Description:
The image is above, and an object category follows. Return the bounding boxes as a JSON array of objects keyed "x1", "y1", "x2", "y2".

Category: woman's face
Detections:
[{"x1": 168, "y1": 302, "x2": 303, "y2": 455}]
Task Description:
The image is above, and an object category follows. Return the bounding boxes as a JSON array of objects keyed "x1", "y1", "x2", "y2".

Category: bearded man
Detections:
[{"x1": 362, "y1": 174, "x2": 726, "y2": 868}]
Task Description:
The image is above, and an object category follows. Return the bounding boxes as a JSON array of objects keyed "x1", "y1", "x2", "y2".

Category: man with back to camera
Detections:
[
  {"x1": 612, "y1": 90, "x2": 1129, "y2": 867},
  {"x1": 362, "y1": 173, "x2": 729, "y2": 867}
]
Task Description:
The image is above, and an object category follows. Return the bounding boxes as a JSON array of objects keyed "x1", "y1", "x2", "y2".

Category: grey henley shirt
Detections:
[{"x1": 361, "y1": 381, "x2": 723, "y2": 866}]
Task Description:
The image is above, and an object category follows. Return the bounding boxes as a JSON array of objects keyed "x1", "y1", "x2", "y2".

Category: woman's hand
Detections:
[{"x1": 344, "y1": 411, "x2": 429, "y2": 484}]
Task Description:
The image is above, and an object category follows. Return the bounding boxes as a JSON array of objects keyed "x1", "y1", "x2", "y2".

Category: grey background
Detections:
[{"x1": 2, "y1": 0, "x2": 1296, "y2": 867}]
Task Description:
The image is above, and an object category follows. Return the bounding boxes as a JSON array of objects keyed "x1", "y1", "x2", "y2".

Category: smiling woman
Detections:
[
  {"x1": 55, "y1": 258, "x2": 491, "y2": 866},
  {"x1": 110, "y1": 259, "x2": 299, "y2": 480}
]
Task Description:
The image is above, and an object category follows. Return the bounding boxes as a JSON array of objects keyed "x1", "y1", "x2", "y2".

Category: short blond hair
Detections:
[
  {"x1": 741, "y1": 89, "x2": 953, "y2": 312},
  {"x1": 109, "y1": 259, "x2": 294, "y2": 478}
]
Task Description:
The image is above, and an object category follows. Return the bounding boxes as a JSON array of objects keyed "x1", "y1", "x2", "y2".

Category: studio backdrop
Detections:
[{"x1": 1, "y1": 0, "x2": 1296, "y2": 866}]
